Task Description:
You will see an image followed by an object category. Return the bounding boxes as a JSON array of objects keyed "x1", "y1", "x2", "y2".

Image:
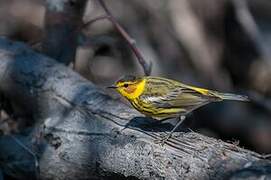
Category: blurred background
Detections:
[{"x1": 0, "y1": 0, "x2": 271, "y2": 154}]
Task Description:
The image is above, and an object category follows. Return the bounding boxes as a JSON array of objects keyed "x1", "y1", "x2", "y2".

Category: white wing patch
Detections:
[{"x1": 145, "y1": 96, "x2": 163, "y2": 102}]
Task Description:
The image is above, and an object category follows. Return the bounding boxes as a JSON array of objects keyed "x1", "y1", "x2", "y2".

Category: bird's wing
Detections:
[{"x1": 141, "y1": 85, "x2": 216, "y2": 113}]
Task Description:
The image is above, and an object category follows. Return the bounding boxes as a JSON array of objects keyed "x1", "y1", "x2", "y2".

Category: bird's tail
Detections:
[{"x1": 213, "y1": 92, "x2": 249, "y2": 102}]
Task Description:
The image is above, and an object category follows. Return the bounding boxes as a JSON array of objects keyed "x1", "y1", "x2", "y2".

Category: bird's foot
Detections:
[
  {"x1": 154, "y1": 134, "x2": 172, "y2": 146},
  {"x1": 154, "y1": 132, "x2": 186, "y2": 146}
]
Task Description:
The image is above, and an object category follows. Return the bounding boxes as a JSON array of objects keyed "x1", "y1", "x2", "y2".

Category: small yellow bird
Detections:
[{"x1": 108, "y1": 75, "x2": 249, "y2": 144}]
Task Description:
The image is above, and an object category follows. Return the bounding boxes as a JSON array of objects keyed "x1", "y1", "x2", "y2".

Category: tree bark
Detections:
[
  {"x1": 42, "y1": 0, "x2": 87, "y2": 64},
  {"x1": 0, "y1": 37, "x2": 269, "y2": 180}
]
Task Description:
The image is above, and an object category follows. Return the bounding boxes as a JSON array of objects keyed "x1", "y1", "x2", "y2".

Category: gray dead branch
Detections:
[{"x1": 0, "y1": 38, "x2": 270, "y2": 179}]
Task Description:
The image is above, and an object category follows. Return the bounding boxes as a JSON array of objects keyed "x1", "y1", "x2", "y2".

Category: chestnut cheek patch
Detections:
[{"x1": 124, "y1": 85, "x2": 137, "y2": 94}]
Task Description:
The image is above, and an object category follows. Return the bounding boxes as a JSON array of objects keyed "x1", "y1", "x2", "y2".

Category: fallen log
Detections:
[{"x1": 0, "y1": 38, "x2": 269, "y2": 179}]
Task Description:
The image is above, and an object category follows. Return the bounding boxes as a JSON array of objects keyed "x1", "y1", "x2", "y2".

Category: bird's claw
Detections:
[
  {"x1": 154, "y1": 132, "x2": 186, "y2": 145},
  {"x1": 154, "y1": 134, "x2": 171, "y2": 146}
]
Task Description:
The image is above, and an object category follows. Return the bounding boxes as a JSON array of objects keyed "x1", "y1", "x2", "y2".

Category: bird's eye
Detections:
[{"x1": 123, "y1": 84, "x2": 129, "y2": 88}]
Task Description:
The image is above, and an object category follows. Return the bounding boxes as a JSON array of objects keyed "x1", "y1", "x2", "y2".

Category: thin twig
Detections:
[
  {"x1": 81, "y1": 15, "x2": 110, "y2": 29},
  {"x1": 96, "y1": 0, "x2": 152, "y2": 75},
  {"x1": 9, "y1": 135, "x2": 40, "y2": 180},
  {"x1": 261, "y1": 153, "x2": 271, "y2": 159}
]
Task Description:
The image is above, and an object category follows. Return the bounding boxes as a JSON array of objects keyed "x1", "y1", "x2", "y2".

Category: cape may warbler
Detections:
[{"x1": 108, "y1": 75, "x2": 249, "y2": 144}]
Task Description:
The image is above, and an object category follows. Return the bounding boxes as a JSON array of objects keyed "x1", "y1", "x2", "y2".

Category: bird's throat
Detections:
[{"x1": 123, "y1": 79, "x2": 146, "y2": 100}]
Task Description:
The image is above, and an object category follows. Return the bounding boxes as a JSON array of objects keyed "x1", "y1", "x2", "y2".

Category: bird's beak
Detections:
[{"x1": 107, "y1": 85, "x2": 118, "y2": 89}]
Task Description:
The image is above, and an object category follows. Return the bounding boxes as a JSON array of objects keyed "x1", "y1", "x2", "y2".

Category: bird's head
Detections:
[{"x1": 108, "y1": 75, "x2": 146, "y2": 100}]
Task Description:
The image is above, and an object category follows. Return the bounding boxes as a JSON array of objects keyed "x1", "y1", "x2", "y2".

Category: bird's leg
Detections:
[{"x1": 155, "y1": 115, "x2": 186, "y2": 145}]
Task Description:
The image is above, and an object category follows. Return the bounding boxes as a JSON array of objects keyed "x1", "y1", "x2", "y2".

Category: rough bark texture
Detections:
[{"x1": 0, "y1": 38, "x2": 269, "y2": 180}]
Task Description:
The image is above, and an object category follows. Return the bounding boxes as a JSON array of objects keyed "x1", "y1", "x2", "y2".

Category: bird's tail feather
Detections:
[{"x1": 214, "y1": 92, "x2": 249, "y2": 101}]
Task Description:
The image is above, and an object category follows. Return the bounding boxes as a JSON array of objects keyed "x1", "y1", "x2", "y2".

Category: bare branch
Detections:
[
  {"x1": 96, "y1": 0, "x2": 152, "y2": 75},
  {"x1": 42, "y1": 0, "x2": 87, "y2": 65},
  {"x1": 81, "y1": 15, "x2": 110, "y2": 29},
  {"x1": 0, "y1": 38, "x2": 269, "y2": 180}
]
